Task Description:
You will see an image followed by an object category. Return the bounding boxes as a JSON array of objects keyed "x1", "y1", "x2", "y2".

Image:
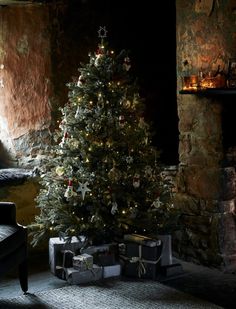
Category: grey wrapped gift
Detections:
[
  {"x1": 49, "y1": 236, "x2": 85, "y2": 274},
  {"x1": 103, "y1": 264, "x2": 121, "y2": 278},
  {"x1": 80, "y1": 243, "x2": 118, "y2": 266},
  {"x1": 73, "y1": 253, "x2": 93, "y2": 271},
  {"x1": 65, "y1": 264, "x2": 102, "y2": 284}
]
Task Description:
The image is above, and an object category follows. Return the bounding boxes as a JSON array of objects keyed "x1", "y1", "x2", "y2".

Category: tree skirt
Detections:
[{"x1": 0, "y1": 279, "x2": 222, "y2": 309}]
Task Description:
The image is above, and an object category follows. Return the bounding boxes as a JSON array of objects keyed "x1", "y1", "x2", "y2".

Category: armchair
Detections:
[{"x1": 0, "y1": 202, "x2": 28, "y2": 293}]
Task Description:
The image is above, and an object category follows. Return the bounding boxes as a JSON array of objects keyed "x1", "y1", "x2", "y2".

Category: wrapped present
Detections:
[
  {"x1": 65, "y1": 264, "x2": 102, "y2": 285},
  {"x1": 80, "y1": 243, "x2": 118, "y2": 255},
  {"x1": 158, "y1": 235, "x2": 172, "y2": 266},
  {"x1": 125, "y1": 241, "x2": 162, "y2": 261},
  {"x1": 73, "y1": 253, "x2": 93, "y2": 271},
  {"x1": 81, "y1": 243, "x2": 118, "y2": 266},
  {"x1": 54, "y1": 249, "x2": 75, "y2": 280},
  {"x1": 124, "y1": 234, "x2": 161, "y2": 247},
  {"x1": 103, "y1": 264, "x2": 121, "y2": 278},
  {"x1": 121, "y1": 241, "x2": 163, "y2": 280},
  {"x1": 49, "y1": 236, "x2": 85, "y2": 274}
]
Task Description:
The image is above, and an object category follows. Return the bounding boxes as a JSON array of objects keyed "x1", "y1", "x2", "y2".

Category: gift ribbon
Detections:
[
  {"x1": 62, "y1": 249, "x2": 75, "y2": 279},
  {"x1": 120, "y1": 245, "x2": 162, "y2": 278}
]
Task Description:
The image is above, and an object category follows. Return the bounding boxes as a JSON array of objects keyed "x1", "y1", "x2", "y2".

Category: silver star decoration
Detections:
[
  {"x1": 77, "y1": 181, "x2": 91, "y2": 200},
  {"x1": 98, "y1": 26, "x2": 108, "y2": 39}
]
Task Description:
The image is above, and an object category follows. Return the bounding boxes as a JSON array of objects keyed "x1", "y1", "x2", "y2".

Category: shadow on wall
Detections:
[{"x1": 0, "y1": 140, "x2": 12, "y2": 168}]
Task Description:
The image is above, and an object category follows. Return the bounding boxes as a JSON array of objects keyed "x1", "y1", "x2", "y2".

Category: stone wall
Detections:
[
  {"x1": 0, "y1": 5, "x2": 52, "y2": 166},
  {"x1": 176, "y1": 0, "x2": 236, "y2": 270},
  {"x1": 0, "y1": 1, "x2": 91, "y2": 167}
]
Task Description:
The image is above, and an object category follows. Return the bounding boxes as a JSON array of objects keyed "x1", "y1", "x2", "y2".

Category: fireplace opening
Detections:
[{"x1": 222, "y1": 98, "x2": 236, "y2": 168}]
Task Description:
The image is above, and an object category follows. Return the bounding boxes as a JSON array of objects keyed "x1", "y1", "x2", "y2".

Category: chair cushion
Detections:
[{"x1": 0, "y1": 225, "x2": 26, "y2": 259}]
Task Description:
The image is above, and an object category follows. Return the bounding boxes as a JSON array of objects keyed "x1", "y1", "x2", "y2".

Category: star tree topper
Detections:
[
  {"x1": 98, "y1": 26, "x2": 108, "y2": 39},
  {"x1": 77, "y1": 181, "x2": 91, "y2": 200}
]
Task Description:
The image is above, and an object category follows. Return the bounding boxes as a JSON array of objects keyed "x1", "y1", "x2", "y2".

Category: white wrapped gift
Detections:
[
  {"x1": 103, "y1": 264, "x2": 121, "y2": 278},
  {"x1": 49, "y1": 236, "x2": 85, "y2": 274}
]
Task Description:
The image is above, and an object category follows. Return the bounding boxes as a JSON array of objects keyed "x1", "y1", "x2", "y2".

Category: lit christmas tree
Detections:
[{"x1": 30, "y1": 27, "x2": 173, "y2": 247}]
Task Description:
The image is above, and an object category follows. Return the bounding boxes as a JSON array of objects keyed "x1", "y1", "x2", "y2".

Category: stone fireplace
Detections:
[
  {"x1": 174, "y1": 94, "x2": 236, "y2": 271},
  {"x1": 175, "y1": 0, "x2": 236, "y2": 271}
]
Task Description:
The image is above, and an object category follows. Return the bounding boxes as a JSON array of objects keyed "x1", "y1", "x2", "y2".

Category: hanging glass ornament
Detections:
[
  {"x1": 123, "y1": 56, "x2": 131, "y2": 71},
  {"x1": 144, "y1": 165, "x2": 153, "y2": 179},
  {"x1": 55, "y1": 166, "x2": 65, "y2": 176},
  {"x1": 133, "y1": 173, "x2": 140, "y2": 188},
  {"x1": 64, "y1": 179, "x2": 77, "y2": 199},
  {"x1": 111, "y1": 201, "x2": 118, "y2": 215},
  {"x1": 77, "y1": 75, "x2": 85, "y2": 87},
  {"x1": 119, "y1": 115, "x2": 125, "y2": 128}
]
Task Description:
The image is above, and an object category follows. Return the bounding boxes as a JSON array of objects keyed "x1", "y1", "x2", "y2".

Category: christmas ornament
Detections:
[
  {"x1": 124, "y1": 100, "x2": 131, "y2": 109},
  {"x1": 119, "y1": 115, "x2": 125, "y2": 128},
  {"x1": 123, "y1": 57, "x2": 131, "y2": 71},
  {"x1": 151, "y1": 198, "x2": 162, "y2": 208},
  {"x1": 129, "y1": 207, "x2": 138, "y2": 219},
  {"x1": 108, "y1": 166, "x2": 121, "y2": 182},
  {"x1": 55, "y1": 166, "x2": 65, "y2": 176},
  {"x1": 77, "y1": 181, "x2": 91, "y2": 200},
  {"x1": 64, "y1": 179, "x2": 77, "y2": 199},
  {"x1": 77, "y1": 75, "x2": 85, "y2": 87},
  {"x1": 133, "y1": 173, "x2": 140, "y2": 188},
  {"x1": 126, "y1": 156, "x2": 133, "y2": 164},
  {"x1": 111, "y1": 202, "x2": 118, "y2": 215},
  {"x1": 144, "y1": 165, "x2": 153, "y2": 179},
  {"x1": 138, "y1": 117, "x2": 148, "y2": 130},
  {"x1": 68, "y1": 138, "x2": 80, "y2": 150},
  {"x1": 95, "y1": 54, "x2": 103, "y2": 67}
]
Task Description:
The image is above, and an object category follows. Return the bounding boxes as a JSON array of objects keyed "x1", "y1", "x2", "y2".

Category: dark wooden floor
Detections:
[{"x1": 1, "y1": 252, "x2": 236, "y2": 309}]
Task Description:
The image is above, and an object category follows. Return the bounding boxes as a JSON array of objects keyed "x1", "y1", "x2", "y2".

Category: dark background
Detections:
[{"x1": 56, "y1": 0, "x2": 178, "y2": 165}]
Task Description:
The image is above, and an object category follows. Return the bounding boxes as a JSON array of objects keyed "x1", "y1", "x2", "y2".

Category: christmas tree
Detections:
[{"x1": 30, "y1": 27, "x2": 174, "y2": 247}]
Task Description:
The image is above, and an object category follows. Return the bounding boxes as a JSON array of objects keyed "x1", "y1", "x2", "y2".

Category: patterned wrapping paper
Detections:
[{"x1": 73, "y1": 253, "x2": 93, "y2": 271}]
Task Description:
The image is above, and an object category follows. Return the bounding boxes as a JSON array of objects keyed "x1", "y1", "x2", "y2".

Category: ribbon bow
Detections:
[{"x1": 129, "y1": 245, "x2": 147, "y2": 277}]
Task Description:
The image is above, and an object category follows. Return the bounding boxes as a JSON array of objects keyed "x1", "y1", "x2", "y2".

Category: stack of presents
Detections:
[{"x1": 49, "y1": 234, "x2": 183, "y2": 285}]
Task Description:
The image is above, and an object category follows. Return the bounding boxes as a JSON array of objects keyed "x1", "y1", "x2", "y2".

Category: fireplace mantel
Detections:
[{"x1": 179, "y1": 89, "x2": 236, "y2": 95}]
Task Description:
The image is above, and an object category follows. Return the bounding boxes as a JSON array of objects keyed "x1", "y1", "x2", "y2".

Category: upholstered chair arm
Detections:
[{"x1": 0, "y1": 202, "x2": 17, "y2": 225}]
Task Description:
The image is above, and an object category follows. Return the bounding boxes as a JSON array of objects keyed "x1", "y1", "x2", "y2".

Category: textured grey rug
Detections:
[{"x1": 0, "y1": 279, "x2": 223, "y2": 309}]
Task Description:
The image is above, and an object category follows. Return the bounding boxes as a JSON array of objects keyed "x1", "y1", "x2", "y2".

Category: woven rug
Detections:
[{"x1": 0, "y1": 279, "x2": 223, "y2": 309}]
